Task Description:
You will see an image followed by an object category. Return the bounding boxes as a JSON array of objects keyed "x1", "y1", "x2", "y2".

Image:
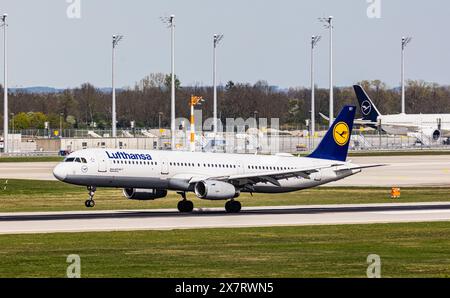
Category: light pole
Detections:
[
  {"x1": 112, "y1": 34, "x2": 123, "y2": 138},
  {"x1": 10, "y1": 113, "x2": 13, "y2": 152},
  {"x1": 59, "y1": 112, "x2": 63, "y2": 138},
  {"x1": 158, "y1": 112, "x2": 163, "y2": 130},
  {"x1": 401, "y1": 36, "x2": 412, "y2": 114},
  {"x1": 1, "y1": 14, "x2": 8, "y2": 152},
  {"x1": 213, "y1": 33, "x2": 223, "y2": 136},
  {"x1": 161, "y1": 15, "x2": 175, "y2": 149},
  {"x1": 319, "y1": 16, "x2": 333, "y2": 127},
  {"x1": 310, "y1": 35, "x2": 321, "y2": 144}
]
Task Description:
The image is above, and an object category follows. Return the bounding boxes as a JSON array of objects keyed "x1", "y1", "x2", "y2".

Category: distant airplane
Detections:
[
  {"x1": 353, "y1": 85, "x2": 450, "y2": 141},
  {"x1": 53, "y1": 106, "x2": 380, "y2": 213}
]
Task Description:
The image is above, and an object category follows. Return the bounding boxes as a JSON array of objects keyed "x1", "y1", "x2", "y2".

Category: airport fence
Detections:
[{"x1": 3, "y1": 128, "x2": 450, "y2": 155}]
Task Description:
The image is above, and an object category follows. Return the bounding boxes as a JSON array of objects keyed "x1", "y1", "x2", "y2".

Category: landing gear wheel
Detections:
[
  {"x1": 176, "y1": 192, "x2": 194, "y2": 213},
  {"x1": 225, "y1": 200, "x2": 241, "y2": 213},
  {"x1": 85, "y1": 199, "x2": 95, "y2": 208},
  {"x1": 177, "y1": 200, "x2": 194, "y2": 213},
  {"x1": 85, "y1": 186, "x2": 97, "y2": 208}
]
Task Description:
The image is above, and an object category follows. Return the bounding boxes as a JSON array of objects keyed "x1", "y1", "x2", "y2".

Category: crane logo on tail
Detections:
[
  {"x1": 333, "y1": 122, "x2": 350, "y2": 146},
  {"x1": 361, "y1": 100, "x2": 372, "y2": 116}
]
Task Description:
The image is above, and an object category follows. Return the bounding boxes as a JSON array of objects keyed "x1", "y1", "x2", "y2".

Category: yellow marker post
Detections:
[{"x1": 189, "y1": 95, "x2": 203, "y2": 152}]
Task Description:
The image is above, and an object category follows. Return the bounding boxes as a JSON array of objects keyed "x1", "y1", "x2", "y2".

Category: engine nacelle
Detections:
[
  {"x1": 123, "y1": 188, "x2": 167, "y2": 200},
  {"x1": 194, "y1": 180, "x2": 239, "y2": 200},
  {"x1": 422, "y1": 128, "x2": 441, "y2": 141}
]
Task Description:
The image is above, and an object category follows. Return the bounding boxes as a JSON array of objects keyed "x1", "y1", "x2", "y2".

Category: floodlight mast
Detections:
[
  {"x1": 161, "y1": 15, "x2": 176, "y2": 149},
  {"x1": 319, "y1": 16, "x2": 334, "y2": 127},
  {"x1": 401, "y1": 36, "x2": 412, "y2": 114},
  {"x1": 112, "y1": 34, "x2": 123, "y2": 139},
  {"x1": 1, "y1": 14, "x2": 8, "y2": 153},
  {"x1": 213, "y1": 33, "x2": 223, "y2": 136},
  {"x1": 310, "y1": 35, "x2": 321, "y2": 147}
]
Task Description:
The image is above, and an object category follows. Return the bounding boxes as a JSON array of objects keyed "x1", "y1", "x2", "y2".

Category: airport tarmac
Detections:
[
  {"x1": 0, "y1": 155, "x2": 449, "y2": 186},
  {"x1": 1, "y1": 202, "x2": 450, "y2": 234}
]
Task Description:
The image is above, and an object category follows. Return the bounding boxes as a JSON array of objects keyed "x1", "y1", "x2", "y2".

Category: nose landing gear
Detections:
[
  {"x1": 85, "y1": 186, "x2": 96, "y2": 208},
  {"x1": 177, "y1": 192, "x2": 194, "y2": 213}
]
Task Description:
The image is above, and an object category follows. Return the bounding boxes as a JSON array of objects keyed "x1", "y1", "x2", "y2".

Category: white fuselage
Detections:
[
  {"x1": 53, "y1": 148, "x2": 361, "y2": 195},
  {"x1": 378, "y1": 113, "x2": 450, "y2": 136}
]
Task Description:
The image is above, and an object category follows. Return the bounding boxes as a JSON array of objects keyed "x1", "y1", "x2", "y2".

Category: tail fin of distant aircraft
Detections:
[
  {"x1": 353, "y1": 85, "x2": 382, "y2": 122},
  {"x1": 308, "y1": 105, "x2": 356, "y2": 162}
]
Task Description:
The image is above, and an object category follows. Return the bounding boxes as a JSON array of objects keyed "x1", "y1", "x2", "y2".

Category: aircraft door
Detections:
[
  {"x1": 161, "y1": 158, "x2": 169, "y2": 175},
  {"x1": 98, "y1": 157, "x2": 107, "y2": 172}
]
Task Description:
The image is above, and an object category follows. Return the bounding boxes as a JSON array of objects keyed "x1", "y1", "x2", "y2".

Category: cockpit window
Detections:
[
  {"x1": 65, "y1": 157, "x2": 75, "y2": 162},
  {"x1": 81, "y1": 158, "x2": 87, "y2": 163}
]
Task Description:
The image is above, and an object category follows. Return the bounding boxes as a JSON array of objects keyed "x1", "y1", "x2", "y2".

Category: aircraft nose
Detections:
[{"x1": 53, "y1": 164, "x2": 67, "y2": 181}]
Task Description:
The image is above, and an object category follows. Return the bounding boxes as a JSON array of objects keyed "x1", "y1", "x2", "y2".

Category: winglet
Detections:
[{"x1": 308, "y1": 105, "x2": 356, "y2": 162}]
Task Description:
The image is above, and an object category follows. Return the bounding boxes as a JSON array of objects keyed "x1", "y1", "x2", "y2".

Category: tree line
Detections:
[{"x1": 0, "y1": 76, "x2": 449, "y2": 130}]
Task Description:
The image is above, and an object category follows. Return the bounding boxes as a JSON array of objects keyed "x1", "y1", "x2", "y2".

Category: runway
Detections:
[
  {"x1": 0, "y1": 155, "x2": 449, "y2": 186},
  {"x1": 330, "y1": 155, "x2": 450, "y2": 187},
  {"x1": 0, "y1": 162, "x2": 57, "y2": 180},
  {"x1": 1, "y1": 202, "x2": 450, "y2": 234}
]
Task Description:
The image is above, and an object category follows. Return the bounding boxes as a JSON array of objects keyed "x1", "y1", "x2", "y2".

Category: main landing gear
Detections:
[
  {"x1": 84, "y1": 186, "x2": 96, "y2": 208},
  {"x1": 177, "y1": 192, "x2": 194, "y2": 213},
  {"x1": 225, "y1": 200, "x2": 241, "y2": 213}
]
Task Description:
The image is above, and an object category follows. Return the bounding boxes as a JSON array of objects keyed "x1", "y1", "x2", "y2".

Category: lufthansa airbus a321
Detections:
[{"x1": 53, "y1": 106, "x2": 380, "y2": 213}]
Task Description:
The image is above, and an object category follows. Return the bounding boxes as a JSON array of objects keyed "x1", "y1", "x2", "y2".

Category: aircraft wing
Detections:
[
  {"x1": 335, "y1": 164, "x2": 385, "y2": 171},
  {"x1": 188, "y1": 164, "x2": 344, "y2": 187}
]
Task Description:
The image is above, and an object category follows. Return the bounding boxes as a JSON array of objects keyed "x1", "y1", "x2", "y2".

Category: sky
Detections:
[{"x1": 0, "y1": 0, "x2": 449, "y2": 89}]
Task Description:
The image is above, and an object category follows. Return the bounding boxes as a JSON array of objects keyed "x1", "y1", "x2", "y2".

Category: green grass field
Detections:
[
  {"x1": 0, "y1": 179, "x2": 449, "y2": 212},
  {"x1": 0, "y1": 156, "x2": 63, "y2": 163},
  {"x1": 1, "y1": 222, "x2": 450, "y2": 277}
]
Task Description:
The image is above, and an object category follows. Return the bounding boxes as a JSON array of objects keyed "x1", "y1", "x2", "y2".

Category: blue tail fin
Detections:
[
  {"x1": 308, "y1": 105, "x2": 356, "y2": 161},
  {"x1": 353, "y1": 85, "x2": 381, "y2": 122}
]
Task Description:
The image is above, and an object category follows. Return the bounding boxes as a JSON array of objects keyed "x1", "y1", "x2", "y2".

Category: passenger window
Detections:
[
  {"x1": 74, "y1": 158, "x2": 81, "y2": 163},
  {"x1": 81, "y1": 158, "x2": 87, "y2": 163}
]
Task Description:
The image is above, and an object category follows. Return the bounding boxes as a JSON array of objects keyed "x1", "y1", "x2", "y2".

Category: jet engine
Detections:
[
  {"x1": 123, "y1": 188, "x2": 167, "y2": 200},
  {"x1": 194, "y1": 180, "x2": 239, "y2": 200},
  {"x1": 422, "y1": 128, "x2": 441, "y2": 141}
]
